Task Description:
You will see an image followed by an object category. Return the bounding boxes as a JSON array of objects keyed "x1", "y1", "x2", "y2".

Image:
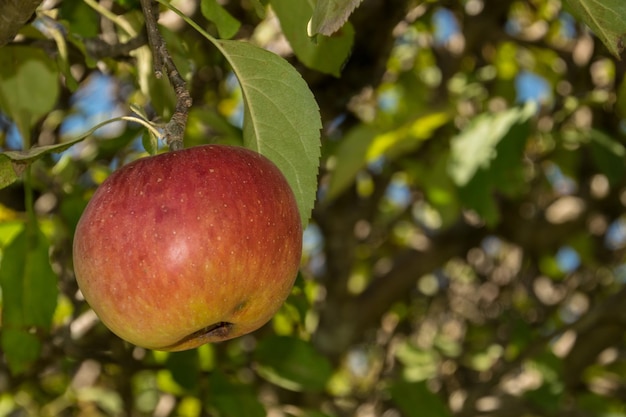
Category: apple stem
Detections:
[{"x1": 139, "y1": 0, "x2": 192, "y2": 151}]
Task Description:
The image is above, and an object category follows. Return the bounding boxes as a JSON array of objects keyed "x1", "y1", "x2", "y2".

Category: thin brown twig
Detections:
[{"x1": 139, "y1": 0, "x2": 191, "y2": 151}]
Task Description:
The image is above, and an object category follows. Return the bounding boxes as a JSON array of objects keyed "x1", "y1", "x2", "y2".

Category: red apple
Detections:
[{"x1": 73, "y1": 145, "x2": 302, "y2": 351}]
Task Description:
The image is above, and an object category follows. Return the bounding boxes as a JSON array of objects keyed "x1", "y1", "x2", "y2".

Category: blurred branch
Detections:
[
  {"x1": 0, "y1": 0, "x2": 42, "y2": 47},
  {"x1": 84, "y1": 33, "x2": 147, "y2": 60},
  {"x1": 139, "y1": 0, "x2": 192, "y2": 151}
]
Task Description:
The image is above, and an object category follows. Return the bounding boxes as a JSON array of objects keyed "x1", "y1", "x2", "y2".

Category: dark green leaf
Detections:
[
  {"x1": 0, "y1": 46, "x2": 60, "y2": 142},
  {"x1": 589, "y1": 129, "x2": 626, "y2": 185},
  {"x1": 389, "y1": 380, "x2": 452, "y2": 417},
  {"x1": 0, "y1": 226, "x2": 58, "y2": 374},
  {"x1": 200, "y1": 0, "x2": 241, "y2": 39},
  {"x1": 1, "y1": 329, "x2": 42, "y2": 375},
  {"x1": 563, "y1": 0, "x2": 626, "y2": 58},
  {"x1": 208, "y1": 371, "x2": 266, "y2": 417},
  {"x1": 59, "y1": 1, "x2": 100, "y2": 38},
  {"x1": 271, "y1": 0, "x2": 354, "y2": 76},
  {"x1": 254, "y1": 335, "x2": 333, "y2": 392},
  {"x1": 165, "y1": 350, "x2": 200, "y2": 392},
  {"x1": 325, "y1": 125, "x2": 377, "y2": 201},
  {"x1": 308, "y1": 0, "x2": 363, "y2": 37}
]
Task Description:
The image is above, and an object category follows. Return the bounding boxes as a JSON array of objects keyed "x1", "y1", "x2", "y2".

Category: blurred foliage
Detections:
[{"x1": 0, "y1": 0, "x2": 626, "y2": 417}]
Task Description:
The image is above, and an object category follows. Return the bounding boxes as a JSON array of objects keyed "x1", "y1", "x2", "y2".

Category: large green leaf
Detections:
[
  {"x1": 563, "y1": 0, "x2": 626, "y2": 58},
  {"x1": 0, "y1": 46, "x2": 60, "y2": 143},
  {"x1": 271, "y1": 0, "x2": 354, "y2": 76},
  {"x1": 0, "y1": 226, "x2": 58, "y2": 374},
  {"x1": 307, "y1": 0, "x2": 363, "y2": 36},
  {"x1": 214, "y1": 40, "x2": 322, "y2": 226},
  {"x1": 254, "y1": 335, "x2": 333, "y2": 392}
]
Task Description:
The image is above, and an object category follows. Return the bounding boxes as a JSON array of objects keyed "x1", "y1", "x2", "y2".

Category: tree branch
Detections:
[
  {"x1": 0, "y1": 0, "x2": 42, "y2": 47},
  {"x1": 139, "y1": 0, "x2": 192, "y2": 151}
]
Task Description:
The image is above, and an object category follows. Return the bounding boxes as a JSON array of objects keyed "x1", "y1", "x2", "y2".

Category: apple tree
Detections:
[{"x1": 1, "y1": 0, "x2": 626, "y2": 416}]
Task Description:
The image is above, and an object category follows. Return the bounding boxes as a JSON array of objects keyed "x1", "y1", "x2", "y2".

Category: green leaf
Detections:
[
  {"x1": 325, "y1": 125, "x2": 377, "y2": 201},
  {"x1": 449, "y1": 104, "x2": 534, "y2": 226},
  {"x1": 1, "y1": 329, "x2": 42, "y2": 375},
  {"x1": 0, "y1": 155, "x2": 23, "y2": 190},
  {"x1": 214, "y1": 40, "x2": 322, "y2": 226},
  {"x1": 248, "y1": 0, "x2": 267, "y2": 18},
  {"x1": 325, "y1": 112, "x2": 449, "y2": 202},
  {"x1": 207, "y1": 371, "x2": 266, "y2": 417},
  {"x1": 448, "y1": 104, "x2": 535, "y2": 187},
  {"x1": 271, "y1": 0, "x2": 354, "y2": 76},
  {"x1": 389, "y1": 380, "x2": 452, "y2": 417},
  {"x1": 307, "y1": 0, "x2": 363, "y2": 37},
  {"x1": 165, "y1": 350, "x2": 200, "y2": 392},
  {"x1": 563, "y1": 0, "x2": 626, "y2": 58},
  {"x1": 0, "y1": 46, "x2": 60, "y2": 142},
  {"x1": 59, "y1": 0, "x2": 100, "y2": 38},
  {"x1": 254, "y1": 335, "x2": 333, "y2": 392},
  {"x1": 0, "y1": 226, "x2": 58, "y2": 374},
  {"x1": 589, "y1": 128, "x2": 626, "y2": 185},
  {"x1": 200, "y1": 0, "x2": 241, "y2": 39},
  {"x1": 142, "y1": 130, "x2": 159, "y2": 156}
]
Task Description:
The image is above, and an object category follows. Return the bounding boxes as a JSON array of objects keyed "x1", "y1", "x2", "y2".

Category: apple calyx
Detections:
[{"x1": 163, "y1": 321, "x2": 234, "y2": 351}]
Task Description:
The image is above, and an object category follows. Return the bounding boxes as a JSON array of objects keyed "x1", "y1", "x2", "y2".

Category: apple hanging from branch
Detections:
[{"x1": 73, "y1": 145, "x2": 303, "y2": 351}]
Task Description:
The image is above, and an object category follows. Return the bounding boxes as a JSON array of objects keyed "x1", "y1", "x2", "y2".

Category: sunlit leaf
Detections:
[
  {"x1": 271, "y1": 0, "x2": 354, "y2": 76},
  {"x1": 563, "y1": 0, "x2": 626, "y2": 58},
  {"x1": 200, "y1": 0, "x2": 241, "y2": 39},
  {"x1": 325, "y1": 112, "x2": 449, "y2": 202},
  {"x1": 449, "y1": 104, "x2": 534, "y2": 225},
  {"x1": 0, "y1": 46, "x2": 60, "y2": 143},
  {"x1": 254, "y1": 335, "x2": 333, "y2": 392},
  {"x1": 307, "y1": 0, "x2": 363, "y2": 37},
  {"x1": 448, "y1": 104, "x2": 535, "y2": 187}
]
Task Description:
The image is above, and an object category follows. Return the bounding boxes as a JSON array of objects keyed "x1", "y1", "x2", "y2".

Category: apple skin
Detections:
[{"x1": 73, "y1": 145, "x2": 302, "y2": 351}]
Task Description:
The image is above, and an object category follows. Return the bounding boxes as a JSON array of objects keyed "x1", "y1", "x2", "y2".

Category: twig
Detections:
[{"x1": 139, "y1": 0, "x2": 191, "y2": 151}]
